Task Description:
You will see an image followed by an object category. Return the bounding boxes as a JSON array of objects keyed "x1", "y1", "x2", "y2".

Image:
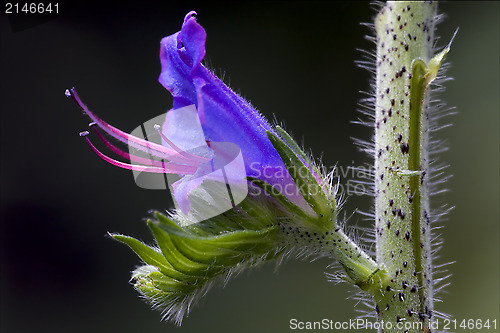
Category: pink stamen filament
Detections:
[
  {"x1": 90, "y1": 124, "x2": 174, "y2": 168},
  {"x1": 79, "y1": 132, "x2": 197, "y2": 175},
  {"x1": 68, "y1": 87, "x2": 200, "y2": 166}
]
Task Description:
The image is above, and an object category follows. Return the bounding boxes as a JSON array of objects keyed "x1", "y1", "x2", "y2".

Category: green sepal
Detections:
[
  {"x1": 132, "y1": 266, "x2": 194, "y2": 294},
  {"x1": 111, "y1": 234, "x2": 174, "y2": 273},
  {"x1": 168, "y1": 232, "x2": 245, "y2": 266},
  {"x1": 274, "y1": 126, "x2": 309, "y2": 165},
  {"x1": 247, "y1": 176, "x2": 310, "y2": 219},
  {"x1": 152, "y1": 214, "x2": 279, "y2": 253},
  {"x1": 111, "y1": 234, "x2": 204, "y2": 284},
  {"x1": 147, "y1": 221, "x2": 226, "y2": 277},
  {"x1": 146, "y1": 271, "x2": 194, "y2": 293},
  {"x1": 195, "y1": 226, "x2": 279, "y2": 252},
  {"x1": 274, "y1": 126, "x2": 324, "y2": 180},
  {"x1": 166, "y1": 227, "x2": 278, "y2": 265},
  {"x1": 266, "y1": 130, "x2": 332, "y2": 217},
  {"x1": 154, "y1": 211, "x2": 183, "y2": 230}
]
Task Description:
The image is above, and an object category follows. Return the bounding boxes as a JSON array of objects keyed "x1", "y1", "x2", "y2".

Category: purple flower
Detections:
[
  {"x1": 70, "y1": 11, "x2": 314, "y2": 214},
  {"x1": 158, "y1": 11, "x2": 303, "y2": 199}
]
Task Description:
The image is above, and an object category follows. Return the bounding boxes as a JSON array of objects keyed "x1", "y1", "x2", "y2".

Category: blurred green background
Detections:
[{"x1": 1, "y1": 1, "x2": 498, "y2": 332}]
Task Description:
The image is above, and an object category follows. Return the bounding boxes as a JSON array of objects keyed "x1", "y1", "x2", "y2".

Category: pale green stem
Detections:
[{"x1": 373, "y1": 2, "x2": 438, "y2": 332}]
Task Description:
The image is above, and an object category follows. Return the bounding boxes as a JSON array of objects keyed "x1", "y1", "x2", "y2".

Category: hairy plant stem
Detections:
[{"x1": 373, "y1": 2, "x2": 437, "y2": 331}]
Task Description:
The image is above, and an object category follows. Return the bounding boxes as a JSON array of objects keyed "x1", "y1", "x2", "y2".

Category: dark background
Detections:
[{"x1": 1, "y1": 1, "x2": 498, "y2": 332}]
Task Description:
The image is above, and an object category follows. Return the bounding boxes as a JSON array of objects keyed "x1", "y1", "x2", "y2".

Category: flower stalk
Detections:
[{"x1": 372, "y1": 1, "x2": 450, "y2": 330}]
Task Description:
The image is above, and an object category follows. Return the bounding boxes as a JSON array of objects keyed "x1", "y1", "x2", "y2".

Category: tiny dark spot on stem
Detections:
[{"x1": 401, "y1": 143, "x2": 409, "y2": 154}]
